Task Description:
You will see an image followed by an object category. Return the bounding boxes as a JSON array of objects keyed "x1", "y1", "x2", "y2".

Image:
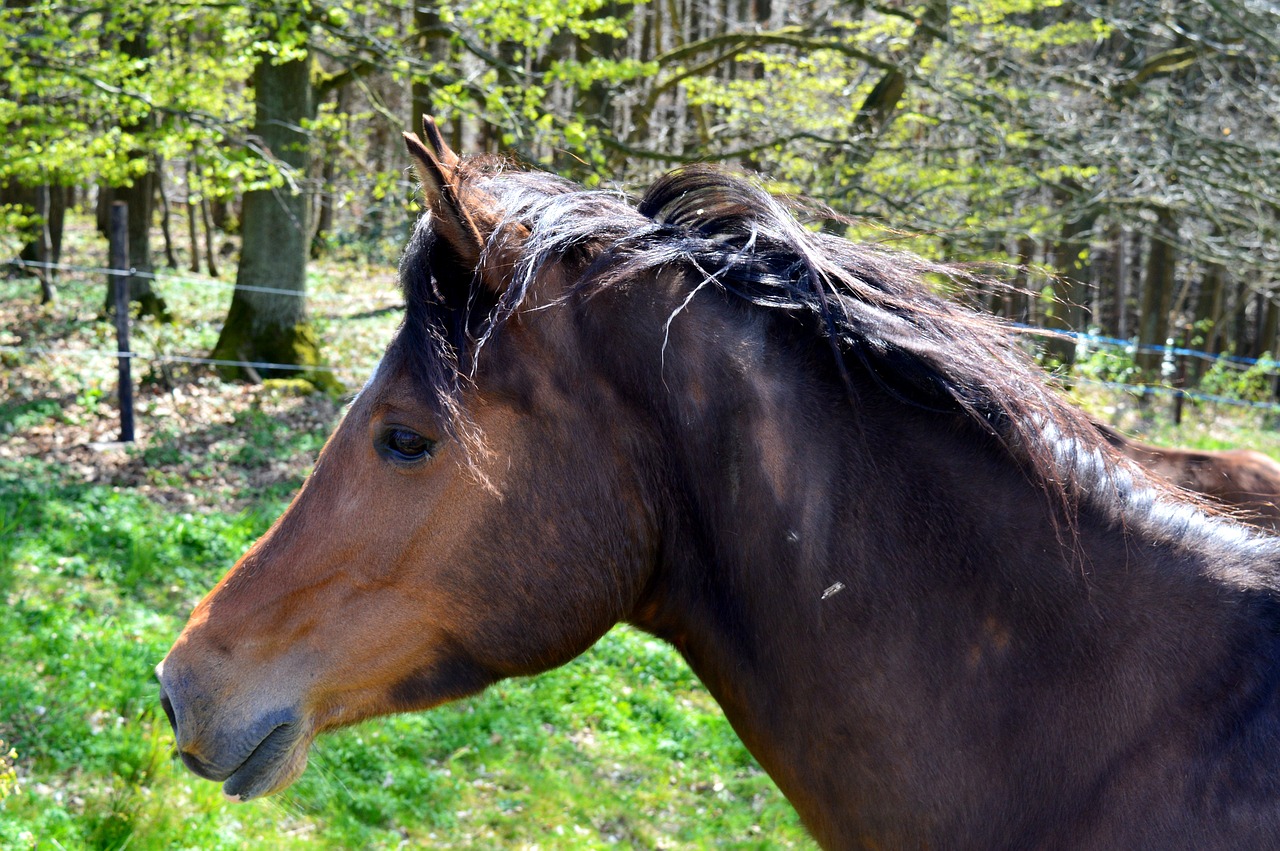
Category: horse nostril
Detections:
[{"x1": 159, "y1": 688, "x2": 178, "y2": 735}]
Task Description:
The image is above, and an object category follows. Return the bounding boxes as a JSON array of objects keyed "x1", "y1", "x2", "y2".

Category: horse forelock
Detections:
[{"x1": 396, "y1": 160, "x2": 1277, "y2": 553}]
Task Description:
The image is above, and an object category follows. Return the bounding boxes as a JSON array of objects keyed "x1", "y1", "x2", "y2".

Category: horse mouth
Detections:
[{"x1": 220, "y1": 721, "x2": 310, "y2": 802}]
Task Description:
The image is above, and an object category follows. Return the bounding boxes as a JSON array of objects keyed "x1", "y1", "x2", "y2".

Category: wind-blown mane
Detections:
[{"x1": 399, "y1": 160, "x2": 1264, "y2": 548}]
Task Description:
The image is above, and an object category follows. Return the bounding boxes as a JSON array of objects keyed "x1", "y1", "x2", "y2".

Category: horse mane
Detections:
[{"x1": 398, "y1": 160, "x2": 1266, "y2": 549}]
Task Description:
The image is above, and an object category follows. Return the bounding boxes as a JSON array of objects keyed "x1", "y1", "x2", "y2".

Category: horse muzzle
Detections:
[{"x1": 156, "y1": 659, "x2": 312, "y2": 801}]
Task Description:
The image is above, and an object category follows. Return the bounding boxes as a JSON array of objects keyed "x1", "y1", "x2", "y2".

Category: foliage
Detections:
[
  {"x1": 8, "y1": 0, "x2": 1280, "y2": 354},
  {"x1": 0, "y1": 1, "x2": 254, "y2": 186},
  {"x1": 1073, "y1": 336, "x2": 1142, "y2": 387},
  {"x1": 0, "y1": 739, "x2": 16, "y2": 802},
  {"x1": 1198, "y1": 355, "x2": 1280, "y2": 405}
]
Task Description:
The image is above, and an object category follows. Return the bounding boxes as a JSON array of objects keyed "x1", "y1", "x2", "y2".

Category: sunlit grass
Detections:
[{"x1": 0, "y1": 462, "x2": 809, "y2": 847}]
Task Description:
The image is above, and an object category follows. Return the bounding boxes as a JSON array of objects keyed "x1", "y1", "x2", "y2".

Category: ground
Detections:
[{"x1": 0, "y1": 217, "x2": 812, "y2": 850}]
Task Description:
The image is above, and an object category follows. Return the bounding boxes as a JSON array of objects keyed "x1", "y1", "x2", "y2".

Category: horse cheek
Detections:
[{"x1": 428, "y1": 406, "x2": 647, "y2": 678}]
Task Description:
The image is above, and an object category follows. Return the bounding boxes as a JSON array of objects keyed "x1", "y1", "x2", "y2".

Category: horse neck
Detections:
[{"x1": 624, "y1": 329, "x2": 1280, "y2": 845}]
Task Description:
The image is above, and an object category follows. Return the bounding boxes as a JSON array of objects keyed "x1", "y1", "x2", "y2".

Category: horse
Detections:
[
  {"x1": 1095, "y1": 422, "x2": 1280, "y2": 532},
  {"x1": 158, "y1": 118, "x2": 1280, "y2": 849}
]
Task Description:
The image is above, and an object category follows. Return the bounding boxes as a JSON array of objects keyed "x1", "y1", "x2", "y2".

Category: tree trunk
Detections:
[
  {"x1": 1227, "y1": 276, "x2": 1249, "y2": 356},
  {"x1": 1188, "y1": 259, "x2": 1226, "y2": 381},
  {"x1": 47, "y1": 184, "x2": 67, "y2": 267},
  {"x1": 311, "y1": 84, "x2": 347, "y2": 259},
  {"x1": 1259, "y1": 293, "x2": 1279, "y2": 361},
  {"x1": 1043, "y1": 184, "x2": 1097, "y2": 368},
  {"x1": 2, "y1": 179, "x2": 64, "y2": 302},
  {"x1": 186, "y1": 160, "x2": 201, "y2": 273},
  {"x1": 1104, "y1": 224, "x2": 1127, "y2": 339},
  {"x1": 102, "y1": 170, "x2": 169, "y2": 319},
  {"x1": 156, "y1": 157, "x2": 180, "y2": 268},
  {"x1": 122, "y1": 173, "x2": 155, "y2": 279},
  {"x1": 1136, "y1": 210, "x2": 1177, "y2": 375},
  {"x1": 101, "y1": 28, "x2": 169, "y2": 319},
  {"x1": 209, "y1": 196, "x2": 229, "y2": 232},
  {"x1": 1250, "y1": 289, "x2": 1279, "y2": 361},
  {"x1": 32, "y1": 184, "x2": 55, "y2": 303},
  {"x1": 411, "y1": 1, "x2": 451, "y2": 126},
  {"x1": 211, "y1": 40, "x2": 331, "y2": 387},
  {"x1": 201, "y1": 189, "x2": 220, "y2": 278},
  {"x1": 1011, "y1": 235, "x2": 1037, "y2": 325}
]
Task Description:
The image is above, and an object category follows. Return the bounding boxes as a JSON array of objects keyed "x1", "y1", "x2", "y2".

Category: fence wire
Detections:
[
  {"x1": 1012, "y1": 323, "x2": 1276, "y2": 371},
  {"x1": 7, "y1": 256, "x2": 1280, "y2": 413},
  {"x1": 1070, "y1": 376, "x2": 1280, "y2": 413},
  {"x1": 0, "y1": 343, "x2": 360, "y2": 376},
  {"x1": 4, "y1": 258, "x2": 400, "y2": 303},
  {"x1": 5, "y1": 342, "x2": 1280, "y2": 413},
  {"x1": 11, "y1": 258, "x2": 1274, "y2": 371}
]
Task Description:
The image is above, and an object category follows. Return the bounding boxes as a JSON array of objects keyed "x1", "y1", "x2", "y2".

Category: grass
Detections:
[
  {"x1": 1073, "y1": 385, "x2": 1280, "y2": 459},
  {"x1": 0, "y1": 452, "x2": 807, "y2": 849},
  {"x1": 0, "y1": 219, "x2": 811, "y2": 849}
]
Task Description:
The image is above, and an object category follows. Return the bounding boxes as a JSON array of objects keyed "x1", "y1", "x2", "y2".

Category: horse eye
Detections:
[{"x1": 381, "y1": 428, "x2": 435, "y2": 464}]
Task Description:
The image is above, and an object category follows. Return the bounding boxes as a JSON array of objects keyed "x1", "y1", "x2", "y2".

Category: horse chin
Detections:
[{"x1": 220, "y1": 722, "x2": 312, "y2": 802}]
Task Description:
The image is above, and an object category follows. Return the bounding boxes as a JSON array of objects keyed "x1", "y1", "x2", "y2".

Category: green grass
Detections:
[
  {"x1": 0, "y1": 453, "x2": 808, "y2": 849},
  {"x1": 1076, "y1": 385, "x2": 1280, "y2": 458}
]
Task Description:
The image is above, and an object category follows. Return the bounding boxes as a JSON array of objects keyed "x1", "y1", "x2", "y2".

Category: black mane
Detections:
[
  {"x1": 397, "y1": 161, "x2": 1269, "y2": 548},
  {"x1": 401, "y1": 164, "x2": 1085, "y2": 467}
]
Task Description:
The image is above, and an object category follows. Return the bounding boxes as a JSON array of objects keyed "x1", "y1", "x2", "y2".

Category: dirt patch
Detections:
[
  {"x1": 2, "y1": 224, "x2": 398, "y2": 514},
  {"x1": 1, "y1": 371, "x2": 343, "y2": 513}
]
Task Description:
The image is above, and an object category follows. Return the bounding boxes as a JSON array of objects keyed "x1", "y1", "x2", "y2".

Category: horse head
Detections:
[{"x1": 157, "y1": 118, "x2": 659, "y2": 801}]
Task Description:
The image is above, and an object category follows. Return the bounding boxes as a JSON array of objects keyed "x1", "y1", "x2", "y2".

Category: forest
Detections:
[
  {"x1": 4, "y1": 0, "x2": 1280, "y2": 848},
  {"x1": 4, "y1": 0, "x2": 1280, "y2": 379}
]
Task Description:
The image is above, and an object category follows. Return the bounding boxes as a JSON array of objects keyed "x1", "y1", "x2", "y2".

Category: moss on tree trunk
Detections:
[{"x1": 210, "y1": 296, "x2": 336, "y2": 390}]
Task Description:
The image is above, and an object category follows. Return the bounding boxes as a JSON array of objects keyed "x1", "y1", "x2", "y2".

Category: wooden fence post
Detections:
[
  {"x1": 34, "y1": 184, "x2": 56, "y2": 304},
  {"x1": 109, "y1": 201, "x2": 135, "y2": 443},
  {"x1": 1172, "y1": 350, "x2": 1187, "y2": 425}
]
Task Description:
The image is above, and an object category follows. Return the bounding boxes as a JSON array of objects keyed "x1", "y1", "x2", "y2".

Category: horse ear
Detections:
[
  {"x1": 404, "y1": 117, "x2": 486, "y2": 270},
  {"x1": 404, "y1": 115, "x2": 525, "y2": 293}
]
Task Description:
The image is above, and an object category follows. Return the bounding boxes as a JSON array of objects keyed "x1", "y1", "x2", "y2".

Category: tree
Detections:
[
  {"x1": 1, "y1": 0, "x2": 62, "y2": 303},
  {"x1": 0, "y1": 0, "x2": 251, "y2": 316},
  {"x1": 1136, "y1": 208, "x2": 1177, "y2": 374},
  {"x1": 99, "y1": 16, "x2": 170, "y2": 319},
  {"x1": 210, "y1": 7, "x2": 334, "y2": 387},
  {"x1": 8, "y1": 0, "x2": 1280, "y2": 385}
]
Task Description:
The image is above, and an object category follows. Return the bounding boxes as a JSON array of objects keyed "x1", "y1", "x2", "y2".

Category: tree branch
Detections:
[{"x1": 654, "y1": 26, "x2": 896, "y2": 72}]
